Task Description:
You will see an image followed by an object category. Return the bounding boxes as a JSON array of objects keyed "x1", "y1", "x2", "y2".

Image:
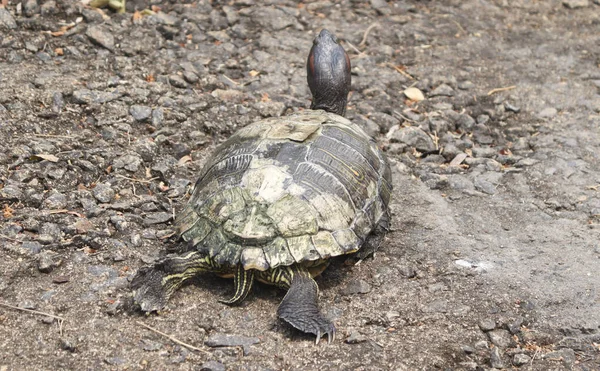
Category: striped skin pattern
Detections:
[{"x1": 176, "y1": 109, "x2": 392, "y2": 276}]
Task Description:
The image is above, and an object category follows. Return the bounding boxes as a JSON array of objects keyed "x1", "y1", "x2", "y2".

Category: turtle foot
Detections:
[
  {"x1": 277, "y1": 274, "x2": 335, "y2": 344},
  {"x1": 130, "y1": 266, "x2": 170, "y2": 312}
]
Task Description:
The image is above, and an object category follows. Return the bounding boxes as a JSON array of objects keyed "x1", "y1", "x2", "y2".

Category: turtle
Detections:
[{"x1": 131, "y1": 29, "x2": 392, "y2": 344}]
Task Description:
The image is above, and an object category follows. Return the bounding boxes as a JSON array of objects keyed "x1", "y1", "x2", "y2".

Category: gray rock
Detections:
[
  {"x1": 72, "y1": 89, "x2": 124, "y2": 104},
  {"x1": 169, "y1": 74, "x2": 188, "y2": 88},
  {"x1": 151, "y1": 108, "x2": 164, "y2": 127},
  {"x1": 0, "y1": 7, "x2": 17, "y2": 30},
  {"x1": 113, "y1": 154, "x2": 142, "y2": 172},
  {"x1": 490, "y1": 347, "x2": 505, "y2": 368},
  {"x1": 40, "y1": 0, "x2": 58, "y2": 15},
  {"x1": 183, "y1": 70, "x2": 199, "y2": 84},
  {"x1": 370, "y1": 0, "x2": 392, "y2": 15},
  {"x1": 205, "y1": 333, "x2": 260, "y2": 356},
  {"x1": 478, "y1": 318, "x2": 496, "y2": 332},
  {"x1": 538, "y1": 107, "x2": 558, "y2": 118},
  {"x1": 93, "y1": 183, "x2": 115, "y2": 204},
  {"x1": 455, "y1": 114, "x2": 476, "y2": 131},
  {"x1": 86, "y1": 26, "x2": 115, "y2": 51},
  {"x1": 392, "y1": 126, "x2": 435, "y2": 152},
  {"x1": 487, "y1": 329, "x2": 514, "y2": 349},
  {"x1": 504, "y1": 102, "x2": 520, "y2": 113},
  {"x1": 143, "y1": 212, "x2": 172, "y2": 226},
  {"x1": 399, "y1": 266, "x2": 417, "y2": 278},
  {"x1": 345, "y1": 331, "x2": 368, "y2": 344},
  {"x1": 252, "y1": 7, "x2": 295, "y2": 31},
  {"x1": 461, "y1": 345, "x2": 475, "y2": 354},
  {"x1": 200, "y1": 360, "x2": 226, "y2": 371},
  {"x1": 429, "y1": 84, "x2": 454, "y2": 97},
  {"x1": 255, "y1": 101, "x2": 285, "y2": 117},
  {"x1": 130, "y1": 105, "x2": 152, "y2": 121},
  {"x1": 23, "y1": 0, "x2": 40, "y2": 16},
  {"x1": 513, "y1": 353, "x2": 531, "y2": 366},
  {"x1": 23, "y1": 241, "x2": 43, "y2": 254},
  {"x1": 341, "y1": 279, "x2": 372, "y2": 295},
  {"x1": 43, "y1": 191, "x2": 68, "y2": 209},
  {"x1": 38, "y1": 252, "x2": 56, "y2": 273},
  {"x1": 458, "y1": 81, "x2": 474, "y2": 90},
  {"x1": 543, "y1": 348, "x2": 576, "y2": 367},
  {"x1": 474, "y1": 177, "x2": 497, "y2": 195},
  {"x1": 563, "y1": 0, "x2": 589, "y2": 8}
]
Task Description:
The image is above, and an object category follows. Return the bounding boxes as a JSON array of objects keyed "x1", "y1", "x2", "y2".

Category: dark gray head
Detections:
[{"x1": 307, "y1": 29, "x2": 351, "y2": 116}]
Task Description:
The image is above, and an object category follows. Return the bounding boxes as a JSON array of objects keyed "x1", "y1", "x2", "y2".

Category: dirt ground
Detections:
[{"x1": 1, "y1": 0, "x2": 599, "y2": 369}]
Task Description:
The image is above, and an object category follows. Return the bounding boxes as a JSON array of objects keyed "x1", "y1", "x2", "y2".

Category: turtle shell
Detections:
[{"x1": 176, "y1": 110, "x2": 392, "y2": 271}]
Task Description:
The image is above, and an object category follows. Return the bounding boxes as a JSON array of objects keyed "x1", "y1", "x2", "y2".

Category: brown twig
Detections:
[
  {"x1": 0, "y1": 302, "x2": 65, "y2": 330},
  {"x1": 487, "y1": 85, "x2": 516, "y2": 96},
  {"x1": 387, "y1": 63, "x2": 414, "y2": 80},
  {"x1": 344, "y1": 40, "x2": 364, "y2": 56},
  {"x1": 48, "y1": 209, "x2": 85, "y2": 218},
  {"x1": 359, "y1": 23, "x2": 379, "y2": 48},
  {"x1": 33, "y1": 134, "x2": 75, "y2": 139},
  {"x1": 136, "y1": 321, "x2": 210, "y2": 354},
  {"x1": 114, "y1": 175, "x2": 158, "y2": 184},
  {"x1": 0, "y1": 234, "x2": 23, "y2": 243}
]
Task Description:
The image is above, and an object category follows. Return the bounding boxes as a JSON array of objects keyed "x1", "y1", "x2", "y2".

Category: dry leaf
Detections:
[
  {"x1": 132, "y1": 10, "x2": 142, "y2": 22},
  {"x1": 55, "y1": 48, "x2": 64, "y2": 56},
  {"x1": 261, "y1": 92, "x2": 270, "y2": 102},
  {"x1": 403, "y1": 87, "x2": 425, "y2": 102},
  {"x1": 146, "y1": 74, "x2": 155, "y2": 83},
  {"x1": 151, "y1": 5, "x2": 161, "y2": 12},
  {"x1": 449, "y1": 153, "x2": 468, "y2": 166},
  {"x1": 3, "y1": 204, "x2": 14, "y2": 219},
  {"x1": 33, "y1": 154, "x2": 59, "y2": 162},
  {"x1": 249, "y1": 70, "x2": 260, "y2": 77}
]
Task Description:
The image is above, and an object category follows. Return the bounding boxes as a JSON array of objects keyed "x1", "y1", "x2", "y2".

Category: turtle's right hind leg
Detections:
[{"x1": 130, "y1": 251, "x2": 217, "y2": 312}]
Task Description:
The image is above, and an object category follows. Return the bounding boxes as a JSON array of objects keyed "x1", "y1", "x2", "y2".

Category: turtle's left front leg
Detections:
[{"x1": 131, "y1": 251, "x2": 218, "y2": 312}]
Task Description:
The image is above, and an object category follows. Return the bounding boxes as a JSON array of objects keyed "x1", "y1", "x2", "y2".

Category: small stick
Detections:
[
  {"x1": 48, "y1": 209, "x2": 85, "y2": 218},
  {"x1": 0, "y1": 234, "x2": 23, "y2": 243},
  {"x1": 359, "y1": 23, "x2": 379, "y2": 48},
  {"x1": 344, "y1": 40, "x2": 364, "y2": 55},
  {"x1": 33, "y1": 134, "x2": 75, "y2": 139},
  {"x1": 0, "y1": 302, "x2": 65, "y2": 322},
  {"x1": 136, "y1": 321, "x2": 210, "y2": 354},
  {"x1": 387, "y1": 63, "x2": 414, "y2": 80},
  {"x1": 487, "y1": 85, "x2": 516, "y2": 96},
  {"x1": 114, "y1": 175, "x2": 158, "y2": 184}
]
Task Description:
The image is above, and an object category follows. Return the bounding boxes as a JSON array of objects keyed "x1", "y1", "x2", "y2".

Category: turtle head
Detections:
[{"x1": 307, "y1": 29, "x2": 351, "y2": 116}]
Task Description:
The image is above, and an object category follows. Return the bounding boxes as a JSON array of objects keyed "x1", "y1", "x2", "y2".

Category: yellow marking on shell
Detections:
[{"x1": 315, "y1": 147, "x2": 365, "y2": 182}]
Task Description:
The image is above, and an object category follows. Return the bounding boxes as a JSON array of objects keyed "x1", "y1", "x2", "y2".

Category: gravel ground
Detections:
[{"x1": 1, "y1": 0, "x2": 600, "y2": 370}]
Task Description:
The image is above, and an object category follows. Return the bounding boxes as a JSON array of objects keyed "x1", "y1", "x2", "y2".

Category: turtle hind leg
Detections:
[
  {"x1": 219, "y1": 265, "x2": 255, "y2": 305},
  {"x1": 356, "y1": 211, "x2": 390, "y2": 261},
  {"x1": 273, "y1": 267, "x2": 335, "y2": 344},
  {"x1": 131, "y1": 251, "x2": 217, "y2": 312}
]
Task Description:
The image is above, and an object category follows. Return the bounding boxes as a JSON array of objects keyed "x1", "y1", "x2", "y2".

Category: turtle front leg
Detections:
[
  {"x1": 131, "y1": 251, "x2": 218, "y2": 312},
  {"x1": 269, "y1": 266, "x2": 335, "y2": 344}
]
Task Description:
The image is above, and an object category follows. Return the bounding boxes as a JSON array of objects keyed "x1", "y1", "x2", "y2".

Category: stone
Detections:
[
  {"x1": 169, "y1": 74, "x2": 188, "y2": 88},
  {"x1": 513, "y1": 353, "x2": 531, "y2": 366},
  {"x1": 38, "y1": 252, "x2": 56, "y2": 273},
  {"x1": 478, "y1": 318, "x2": 496, "y2": 332},
  {"x1": 199, "y1": 360, "x2": 226, "y2": 371},
  {"x1": 544, "y1": 348, "x2": 576, "y2": 368},
  {"x1": 72, "y1": 89, "x2": 124, "y2": 104},
  {"x1": 538, "y1": 107, "x2": 558, "y2": 118},
  {"x1": 86, "y1": 26, "x2": 115, "y2": 51},
  {"x1": 490, "y1": 347, "x2": 505, "y2": 368},
  {"x1": 43, "y1": 191, "x2": 68, "y2": 210},
  {"x1": 130, "y1": 105, "x2": 152, "y2": 121},
  {"x1": 23, "y1": 0, "x2": 40, "y2": 17},
  {"x1": 563, "y1": 0, "x2": 589, "y2": 8},
  {"x1": 391, "y1": 126, "x2": 435, "y2": 152},
  {"x1": 345, "y1": 331, "x2": 368, "y2": 344},
  {"x1": 92, "y1": 183, "x2": 115, "y2": 204},
  {"x1": 143, "y1": 212, "x2": 172, "y2": 226},
  {"x1": 205, "y1": 333, "x2": 260, "y2": 356},
  {"x1": 429, "y1": 84, "x2": 454, "y2": 97},
  {"x1": 0, "y1": 8, "x2": 17, "y2": 30},
  {"x1": 252, "y1": 7, "x2": 295, "y2": 31},
  {"x1": 341, "y1": 279, "x2": 372, "y2": 295},
  {"x1": 487, "y1": 329, "x2": 515, "y2": 349}
]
